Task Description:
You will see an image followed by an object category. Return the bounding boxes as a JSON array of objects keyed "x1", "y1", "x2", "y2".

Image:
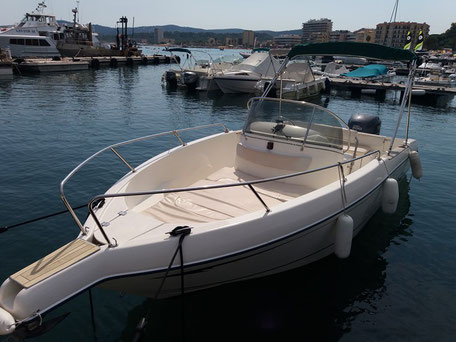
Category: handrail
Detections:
[
  {"x1": 60, "y1": 123, "x2": 229, "y2": 234},
  {"x1": 88, "y1": 149, "x2": 382, "y2": 246}
]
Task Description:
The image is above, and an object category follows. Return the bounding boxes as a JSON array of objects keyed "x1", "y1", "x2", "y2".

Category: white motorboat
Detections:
[
  {"x1": 214, "y1": 51, "x2": 281, "y2": 93},
  {"x1": 162, "y1": 48, "x2": 240, "y2": 91},
  {"x1": 0, "y1": 42, "x2": 422, "y2": 337},
  {"x1": 256, "y1": 60, "x2": 327, "y2": 100},
  {"x1": 0, "y1": 1, "x2": 62, "y2": 58},
  {"x1": 313, "y1": 61, "x2": 350, "y2": 78}
]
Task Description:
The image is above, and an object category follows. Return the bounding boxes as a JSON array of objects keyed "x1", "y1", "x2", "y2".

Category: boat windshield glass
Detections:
[{"x1": 244, "y1": 98, "x2": 345, "y2": 151}]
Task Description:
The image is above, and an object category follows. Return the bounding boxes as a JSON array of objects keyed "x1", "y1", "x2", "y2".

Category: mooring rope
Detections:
[
  {"x1": 132, "y1": 226, "x2": 192, "y2": 342},
  {"x1": 0, "y1": 203, "x2": 88, "y2": 233}
]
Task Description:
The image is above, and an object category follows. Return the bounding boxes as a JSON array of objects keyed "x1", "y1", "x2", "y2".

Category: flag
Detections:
[
  {"x1": 403, "y1": 31, "x2": 412, "y2": 50},
  {"x1": 414, "y1": 30, "x2": 424, "y2": 51}
]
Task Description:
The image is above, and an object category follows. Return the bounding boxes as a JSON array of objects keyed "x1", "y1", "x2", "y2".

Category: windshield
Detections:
[{"x1": 244, "y1": 98, "x2": 346, "y2": 151}]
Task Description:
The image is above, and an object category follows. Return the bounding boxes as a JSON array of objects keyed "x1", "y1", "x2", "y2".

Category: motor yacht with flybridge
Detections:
[
  {"x1": 0, "y1": 1, "x2": 62, "y2": 58},
  {"x1": 0, "y1": 42, "x2": 422, "y2": 337}
]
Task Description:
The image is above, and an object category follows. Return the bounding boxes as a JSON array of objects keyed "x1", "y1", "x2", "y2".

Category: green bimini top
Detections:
[{"x1": 288, "y1": 42, "x2": 417, "y2": 62}]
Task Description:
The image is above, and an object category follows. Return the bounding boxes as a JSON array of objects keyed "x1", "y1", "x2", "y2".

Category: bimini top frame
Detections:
[
  {"x1": 164, "y1": 47, "x2": 228, "y2": 75},
  {"x1": 262, "y1": 42, "x2": 419, "y2": 155}
]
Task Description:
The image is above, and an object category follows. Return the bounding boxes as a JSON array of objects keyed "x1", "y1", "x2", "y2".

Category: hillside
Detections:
[
  {"x1": 425, "y1": 23, "x2": 456, "y2": 50},
  {"x1": 88, "y1": 23, "x2": 300, "y2": 37}
]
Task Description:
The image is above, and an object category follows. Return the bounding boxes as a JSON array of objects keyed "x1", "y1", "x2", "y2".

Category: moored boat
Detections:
[
  {"x1": 214, "y1": 51, "x2": 281, "y2": 93},
  {"x1": 0, "y1": 42, "x2": 422, "y2": 337},
  {"x1": 162, "y1": 48, "x2": 241, "y2": 91},
  {"x1": 0, "y1": 1, "x2": 61, "y2": 58},
  {"x1": 57, "y1": 11, "x2": 141, "y2": 58}
]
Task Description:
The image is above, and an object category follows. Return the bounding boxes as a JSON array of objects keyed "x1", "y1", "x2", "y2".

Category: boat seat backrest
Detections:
[{"x1": 235, "y1": 143, "x2": 340, "y2": 188}]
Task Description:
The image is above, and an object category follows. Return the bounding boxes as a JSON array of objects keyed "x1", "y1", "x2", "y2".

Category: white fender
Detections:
[
  {"x1": 0, "y1": 307, "x2": 15, "y2": 335},
  {"x1": 334, "y1": 214, "x2": 354, "y2": 259},
  {"x1": 382, "y1": 178, "x2": 399, "y2": 214},
  {"x1": 409, "y1": 151, "x2": 423, "y2": 180}
]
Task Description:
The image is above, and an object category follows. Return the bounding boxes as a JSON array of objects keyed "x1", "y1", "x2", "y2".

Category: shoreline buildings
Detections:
[
  {"x1": 302, "y1": 18, "x2": 332, "y2": 43},
  {"x1": 375, "y1": 22, "x2": 429, "y2": 48},
  {"x1": 242, "y1": 30, "x2": 255, "y2": 48}
]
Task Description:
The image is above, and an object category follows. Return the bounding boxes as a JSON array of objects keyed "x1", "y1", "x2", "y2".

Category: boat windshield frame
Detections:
[{"x1": 244, "y1": 97, "x2": 350, "y2": 152}]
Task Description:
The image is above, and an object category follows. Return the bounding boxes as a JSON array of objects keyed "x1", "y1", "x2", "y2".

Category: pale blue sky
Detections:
[{"x1": 1, "y1": 0, "x2": 453, "y2": 34}]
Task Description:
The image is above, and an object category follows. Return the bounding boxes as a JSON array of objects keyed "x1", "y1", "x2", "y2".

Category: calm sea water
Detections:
[{"x1": 0, "y1": 47, "x2": 455, "y2": 341}]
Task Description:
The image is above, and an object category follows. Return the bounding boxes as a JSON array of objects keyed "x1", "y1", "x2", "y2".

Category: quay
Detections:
[
  {"x1": 328, "y1": 77, "x2": 456, "y2": 99},
  {"x1": 12, "y1": 54, "x2": 178, "y2": 74}
]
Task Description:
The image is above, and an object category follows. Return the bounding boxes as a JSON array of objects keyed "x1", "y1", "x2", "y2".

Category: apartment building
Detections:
[
  {"x1": 374, "y1": 22, "x2": 429, "y2": 48},
  {"x1": 302, "y1": 18, "x2": 333, "y2": 43}
]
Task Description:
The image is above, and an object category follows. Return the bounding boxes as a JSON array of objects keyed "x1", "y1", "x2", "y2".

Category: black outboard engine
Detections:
[
  {"x1": 165, "y1": 71, "x2": 177, "y2": 86},
  {"x1": 183, "y1": 71, "x2": 198, "y2": 89},
  {"x1": 348, "y1": 114, "x2": 381, "y2": 135}
]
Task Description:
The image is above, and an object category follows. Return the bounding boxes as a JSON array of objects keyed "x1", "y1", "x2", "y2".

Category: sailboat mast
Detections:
[{"x1": 389, "y1": 0, "x2": 399, "y2": 23}]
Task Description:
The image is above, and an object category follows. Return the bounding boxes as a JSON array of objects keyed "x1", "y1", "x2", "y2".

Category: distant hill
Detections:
[
  {"x1": 55, "y1": 22, "x2": 301, "y2": 45},
  {"x1": 424, "y1": 23, "x2": 456, "y2": 50},
  {"x1": 84, "y1": 23, "x2": 300, "y2": 37}
]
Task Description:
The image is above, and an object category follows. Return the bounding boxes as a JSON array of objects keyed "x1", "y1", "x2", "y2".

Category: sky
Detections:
[{"x1": 1, "y1": 0, "x2": 454, "y2": 35}]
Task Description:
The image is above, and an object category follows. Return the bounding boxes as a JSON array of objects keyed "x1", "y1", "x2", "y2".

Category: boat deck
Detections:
[
  {"x1": 10, "y1": 239, "x2": 99, "y2": 288},
  {"x1": 144, "y1": 167, "x2": 314, "y2": 223}
]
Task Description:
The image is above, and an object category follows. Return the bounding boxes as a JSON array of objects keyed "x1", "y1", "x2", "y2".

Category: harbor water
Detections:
[{"x1": 0, "y1": 47, "x2": 455, "y2": 341}]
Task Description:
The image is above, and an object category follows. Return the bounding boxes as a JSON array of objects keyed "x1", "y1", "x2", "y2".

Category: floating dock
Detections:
[
  {"x1": 328, "y1": 77, "x2": 456, "y2": 98},
  {"x1": 13, "y1": 54, "x2": 178, "y2": 74},
  {"x1": 81, "y1": 54, "x2": 178, "y2": 68}
]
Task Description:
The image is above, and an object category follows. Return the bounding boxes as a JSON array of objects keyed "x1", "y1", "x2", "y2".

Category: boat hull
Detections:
[
  {"x1": 98, "y1": 154, "x2": 410, "y2": 298},
  {"x1": 57, "y1": 44, "x2": 126, "y2": 58},
  {"x1": 0, "y1": 35, "x2": 60, "y2": 59},
  {"x1": 214, "y1": 75, "x2": 260, "y2": 93},
  {"x1": 0, "y1": 128, "x2": 416, "y2": 326}
]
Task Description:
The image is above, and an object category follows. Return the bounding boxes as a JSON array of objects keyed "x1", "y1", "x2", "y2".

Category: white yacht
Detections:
[
  {"x1": 214, "y1": 51, "x2": 281, "y2": 93},
  {"x1": 0, "y1": 2, "x2": 62, "y2": 58}
]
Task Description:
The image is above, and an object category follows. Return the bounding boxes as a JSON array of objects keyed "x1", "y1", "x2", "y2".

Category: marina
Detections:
[
  {"x1": 0, "y1": 45, "x2": 455, "y2": 341},
  {"x1": 1, "y1": 0, "x2": 456, "y2": 340}
]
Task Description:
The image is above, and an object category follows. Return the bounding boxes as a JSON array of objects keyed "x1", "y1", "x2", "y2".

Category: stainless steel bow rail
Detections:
[
  {"x1": 87, "y1": 150, "x2": 382, "y2": 247},
  {"x1": 59, "y1": 123, "x2": 229, "y2": 235}
]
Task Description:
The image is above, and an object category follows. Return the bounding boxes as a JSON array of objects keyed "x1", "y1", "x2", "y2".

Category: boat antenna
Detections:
[
  {"x1": 76, "y1": 1, "x2": 80, "y2": 23},
  {"x1": 389, "y1": 0, "x2": 399, "y2": 23},
  {"x1": 35, "y1": 1, "x2": 47, "y2": 14}
]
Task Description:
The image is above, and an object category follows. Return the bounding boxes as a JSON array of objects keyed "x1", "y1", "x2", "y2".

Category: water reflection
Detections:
[{"x1": 117, "y1": 177, "x2": 412, "y2": 341}]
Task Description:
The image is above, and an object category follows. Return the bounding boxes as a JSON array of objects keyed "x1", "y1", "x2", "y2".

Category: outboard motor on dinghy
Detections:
[{"x1": 348, "y1": 114, "x2": 381, "y2": 135}]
